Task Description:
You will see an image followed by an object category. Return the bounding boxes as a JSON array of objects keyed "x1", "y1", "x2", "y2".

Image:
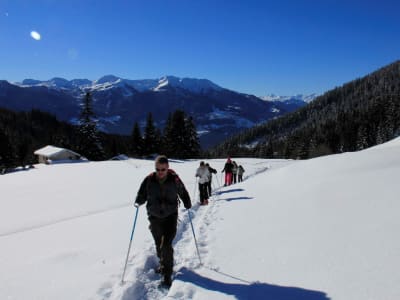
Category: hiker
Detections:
[
  {"x1": 238, "y1": 165, "x2": 245, "y2": 182},
  {"x1": 134, "y1": 155, "x2": 191, "y2": 287},
  {"x1": 232, "y1": 161, "x2": 238, "y2": 184},
  {"x1": 205, "y1": 163, "x2": 217, "y2": 197},
  {"x1": 195, "y1": 161, "x2": 211, "y2": 205},
  {"x1": 221, "y1": 157, "x2": 234, "y2": 186}
]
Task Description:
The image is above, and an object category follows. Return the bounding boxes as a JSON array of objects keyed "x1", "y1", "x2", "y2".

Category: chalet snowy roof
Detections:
[{"x1": 34, "y1": 145, "x2": 80, "y2": 157}]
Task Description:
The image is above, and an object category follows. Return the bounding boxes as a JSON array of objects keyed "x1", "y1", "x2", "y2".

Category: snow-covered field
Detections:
[{"x1": 1, "y1": 138, "x2": 400, "y2": 300}]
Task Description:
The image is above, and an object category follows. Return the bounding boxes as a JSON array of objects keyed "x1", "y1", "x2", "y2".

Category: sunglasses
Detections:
[{"x1": 156, "y1": 168, "x2": 167, "y2": 172}]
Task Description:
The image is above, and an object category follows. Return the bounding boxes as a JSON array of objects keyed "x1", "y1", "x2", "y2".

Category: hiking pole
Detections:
[
  {"x1": 216, "y1": 173, "x2": 222, "y2": 189},
  {"x1": 187, "y1": 209, "x2": 202, "y2": 265},
  {"x1": 121, "y1": 205, "x2": 139, "y2": 284},
  {"x1": 212, "y1": 180, "x2": 222, "y2": 202},
  {"x1": 193, "y1": 177, "x2": 198, "y2": 203},
  {"x1": 211, "y1": 180, "x2": 218, "y2": 200}
]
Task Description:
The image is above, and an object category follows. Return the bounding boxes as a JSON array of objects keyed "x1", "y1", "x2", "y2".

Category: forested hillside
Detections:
[
  {"x1": 0, "y1": 108, "x2": 129, "y2": 169},
  {"x1": 0, "y1": 105, "x2": 200, "y2": 171},
  {"x1": 209, "y1": 61, "x2": 400, "y2": 158}
]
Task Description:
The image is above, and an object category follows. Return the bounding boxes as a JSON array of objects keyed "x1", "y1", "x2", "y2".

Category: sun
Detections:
[{"x1": 30, "y1": 31, "x2": 41, "y2": 41}]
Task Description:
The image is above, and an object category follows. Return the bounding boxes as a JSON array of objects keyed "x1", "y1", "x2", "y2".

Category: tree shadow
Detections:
[{"x1": 176, "y1": 267, "x2": 330, "y2": 300}]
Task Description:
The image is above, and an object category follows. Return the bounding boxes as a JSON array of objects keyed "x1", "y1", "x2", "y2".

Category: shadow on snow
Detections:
[
  {"x1": 216, "y1": 188, "x2": 245, "y2": 195},
  {"x1": 176, "y1": 267, "x2": 330, "y2": 300},
  {"x1": 223, "y1": 196, "x2": 253, "y2": 201}
]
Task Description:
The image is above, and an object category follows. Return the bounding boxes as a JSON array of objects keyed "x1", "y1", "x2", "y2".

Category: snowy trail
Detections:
[
  {"x1": 100, "y1": 160, "x2": 275, "y2": 300},
  {"x1": 103, "y1": 187, "x2": 223, "y2": 299}
]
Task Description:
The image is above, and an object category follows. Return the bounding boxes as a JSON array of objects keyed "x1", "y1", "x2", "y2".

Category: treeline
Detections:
[
  {"x1": 0, "y1": 92, "x2": 200, "y2": 171},
  {"x1": 208, "y1": 60, "x2": 400, "y2": 159},
  {"x1": 0, "y1": 107, "x2": 127, "y2": 170},
  {"x1": 130, "y1": 110, "x2": 200, "y2": 159}
]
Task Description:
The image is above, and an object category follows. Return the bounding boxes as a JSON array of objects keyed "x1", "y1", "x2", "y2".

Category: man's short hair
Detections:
[{"x1": 155, "y1": 155, "x2": 169, "y2": 165}]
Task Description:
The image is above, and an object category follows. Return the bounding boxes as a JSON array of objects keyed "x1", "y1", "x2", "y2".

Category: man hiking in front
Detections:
[{"x1": 135, "y1": 155, "x2": 192, "y2": 287}]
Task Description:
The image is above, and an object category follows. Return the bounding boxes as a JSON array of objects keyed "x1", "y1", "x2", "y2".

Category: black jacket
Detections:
[
  {"x1": 135, "y1": 170, "x2": 191, "y2": 218},
  {"x1": 222, "y1": 162, "x2": 234, "y2": 173},
  {"x1": 207, "y1": 166, "x2": 217, "y2": 179}
]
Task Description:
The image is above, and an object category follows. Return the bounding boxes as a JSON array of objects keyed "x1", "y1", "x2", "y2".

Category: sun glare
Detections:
[{"x1": 30, "y1": 31, "x2": 41, "y2": 41}]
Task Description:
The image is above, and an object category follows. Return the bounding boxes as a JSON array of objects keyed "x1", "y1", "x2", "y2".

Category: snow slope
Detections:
[{"x1": 1, "y1": 138, "x2": 400, "y2": 299}]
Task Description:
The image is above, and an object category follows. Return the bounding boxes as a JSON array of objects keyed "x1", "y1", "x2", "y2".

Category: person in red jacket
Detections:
[
  {"x1": 135, "y1": 155, "x2": 191, "y2": 287},
  {"x1": 221, "y1": 157, "x2": 234, "y2": 186}
]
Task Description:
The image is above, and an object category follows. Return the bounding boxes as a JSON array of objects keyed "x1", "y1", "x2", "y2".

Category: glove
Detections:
[
  {"x1": 134, "y1": 202, "x2": 140, "y2": 208},
  {"x1": 184, "y1": 202, "x2": 192, "y2": 209}
]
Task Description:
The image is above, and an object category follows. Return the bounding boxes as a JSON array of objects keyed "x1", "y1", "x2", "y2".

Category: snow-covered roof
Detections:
[{"x1": 34, "y1": 145, "x2": 80, "y2": 157}]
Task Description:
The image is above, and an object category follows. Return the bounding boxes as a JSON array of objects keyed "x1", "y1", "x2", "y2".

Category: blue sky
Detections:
[{"x1": 1, "y1": 0, "x2": 400, "y2": 96}]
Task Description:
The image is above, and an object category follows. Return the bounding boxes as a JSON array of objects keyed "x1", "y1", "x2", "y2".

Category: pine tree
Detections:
[
  {"x1": 184, "y1": 116, "x2": 200, "y2": 158},
  {"x1": 130, "y1": 122, "x2": 143, "y2": 157},
  {"x1": 0, "y1": 129, "x2": 15, "y2": 172},
  {"x1": 161, "y1": 110, "x2": 200, "y2": 158},
  {"x1": 265, "y1": 138, "x2": 274, "y2": 158},
  {"x1": 356, "y1": 124, "x2": 369, "y2": 150},
  {"x1": 143, "y1": 113, "x2": 158, "y2": 156},
  {"x1": 168, "y1": 110, "x2": 185, "y2": 158},
  {"x1": 16, "y1": 136, "x2": 33, "y2": 168},
  {"x1": 77, "y1": 92, "x2": 105, "y2": 160},
  {"x1": 163, "y1": 113, "x2": 174, "y2": 156},
  {"x1": 154, "y1": 127, "x2": 162, "y2": 155},
  {"x1": 376, "y1": 124, "x2": 385, "y2": 145}
]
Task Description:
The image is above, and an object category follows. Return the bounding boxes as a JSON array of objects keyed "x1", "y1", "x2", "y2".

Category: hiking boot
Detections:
[
  {"x1": 161, "y1": 274, "x2": 172, "y2": 287},
  {"x1": 205, "y1": 199, "x2": 209, "y2": 205}
]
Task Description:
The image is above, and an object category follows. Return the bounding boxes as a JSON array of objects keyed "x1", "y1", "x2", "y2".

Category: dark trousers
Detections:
[
  {"x1": 238, "y1": 174, "x2": 243, "y2": 182},
  {"x1": 206, "y1": 180, "x2": 212, "y2": 197},
  {"x1": 198, "y1": 183, "x2": 208, "y2": 203},
  {"x1": 233, "y1": 173, "x2": 237, "y2": 184},
  {"x1": 149, "y1": 213, "x2": 177, "y2": 276}
]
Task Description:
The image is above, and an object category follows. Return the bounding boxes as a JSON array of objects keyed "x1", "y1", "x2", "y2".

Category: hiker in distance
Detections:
[
  {"x1": 221, "y1": 157, "x2": 234, "y2": 186},
  {"x1": 238, "y1": 164, "x2": 245, "y2": 182},
  {"x1": 205, "y1": 163, "x2": 217, "y2": 197},
  {"x1": 195, "y1": 161, "x2": 211, "y2": 205},
  {"x1": 134, "y1": 155, "x2": 192, "y2": 287},
  {"x1": 232, "y1": 161, "x2": 238, "y2": 184}
]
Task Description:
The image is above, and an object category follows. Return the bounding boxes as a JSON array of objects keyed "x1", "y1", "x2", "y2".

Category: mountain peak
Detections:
[
  {"x1": 96, "y1": 75, "x2": 120, "y2": 84},
  {"x1": 154, "y1": 76, "x2": 223, "y2": 93},
  {"x1": 22, "y1": 79, "x2": 43, "y2": 85},
  {"x1": 49, "y1": 77, "x2": 71, "y2": 88}
]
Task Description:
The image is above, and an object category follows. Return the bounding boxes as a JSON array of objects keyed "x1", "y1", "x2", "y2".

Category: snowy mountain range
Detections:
[
  {"x1": 0, "y1": 76, "x2": 314, "y2": 148},
  {"x1": 19, "y1": 75, "x2": 224, "y2": 94}
]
